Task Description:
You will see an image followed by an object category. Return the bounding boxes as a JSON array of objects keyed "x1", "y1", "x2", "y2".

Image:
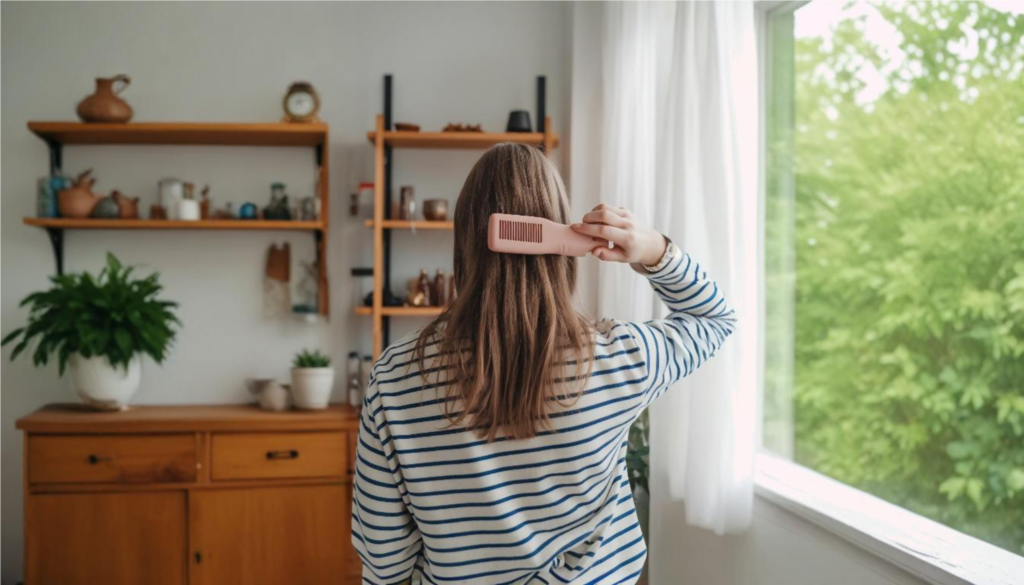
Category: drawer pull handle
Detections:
[
  {"x1": 266, "y1": 449, "x2": 299, "y2": 460},
  {"x1": 87, "y1": 454, "x2": 113, "y2": 465}
]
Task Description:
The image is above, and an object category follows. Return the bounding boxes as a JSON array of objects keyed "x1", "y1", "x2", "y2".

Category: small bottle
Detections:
[
  {"x1": 448, "y1": 272, "x2": 457, "y2": 302},
  {"x1": 433, "y1": 269, "x2": 448, "y2": 306},
  {"x1": 348, "y1": 378, "x2": 361, "y2": 408},
  {"x1": 417, "y1": 269, "x2": 432, "y2": 306},
  {"x1": 347, "y1": 352, "x2": 360, "y2": 385}
]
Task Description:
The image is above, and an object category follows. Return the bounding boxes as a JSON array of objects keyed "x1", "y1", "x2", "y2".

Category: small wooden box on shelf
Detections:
[{"x1": 23, "y1": 121, "x2": 331, "y2": 316}]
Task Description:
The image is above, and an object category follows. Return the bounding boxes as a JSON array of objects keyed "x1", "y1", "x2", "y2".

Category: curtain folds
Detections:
[{"x1": 570, "y1": 0, "x2": 761, "y2": 564}]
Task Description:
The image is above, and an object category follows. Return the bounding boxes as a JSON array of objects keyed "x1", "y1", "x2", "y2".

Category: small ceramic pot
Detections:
[
  {"x1": 177, "y1": 199, "x2": 200, "y2": 221},
  {"x1": 506, "y1": 110, "x2": 533, "y2": 133},
  {"x1": 422, "y1": 199, "x2": 448, "y2": 221},
  {"x1": 68, "y1": 353, "x2": 141, "y2": 411},
  {"x1": 77, "y1": 75, "x2": 133, "y2": 123},
  {"x1": 246, "y1": 379, "x2": 292, "y2": 412},
  {"x1": 290, "y1": 368, "x2": 334, "y2": 410},
  {"x1": 92, "y1": 197, "x2": 120, "y2": 219}
]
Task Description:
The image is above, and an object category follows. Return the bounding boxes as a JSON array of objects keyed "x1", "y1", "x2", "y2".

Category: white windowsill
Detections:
[{"x1": 754, "y1": 452, "x2": 1024, "y2": 585}]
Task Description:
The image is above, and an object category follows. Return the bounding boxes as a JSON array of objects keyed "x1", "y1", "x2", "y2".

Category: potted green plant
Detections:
[
  {"x1": 290, "y1": 349, "x2": 334, "y2": 410},
  {"x1": 2, "y1": 253, "x2": 180, "y2": 410}
]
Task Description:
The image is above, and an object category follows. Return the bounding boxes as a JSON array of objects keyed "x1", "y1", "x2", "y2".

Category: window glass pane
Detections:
[{"x1": 765, "y1": 0, "x2": 1024, "y2": 554}]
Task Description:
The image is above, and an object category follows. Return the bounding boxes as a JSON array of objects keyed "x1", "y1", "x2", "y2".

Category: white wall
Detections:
[
  {"x1": 649, "y1": 492, "x2": 930, "y2": 585},
  {"x1": 0, "y1": 2, "x2": 569, "y2": 582}
]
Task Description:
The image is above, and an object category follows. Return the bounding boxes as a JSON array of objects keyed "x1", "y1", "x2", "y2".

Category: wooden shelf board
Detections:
[
  {"x1": 27, "y1": 122, "x2": 328, "y2": 147},
  {"x1": 353, "y1": 306, "x2": 443, "y2": 317},
  {"x1": 24, "y1": 218, "x2": 325, "y2": 231},
  {"x1": 364, "y1": 220, "x2": 454, "y2": 230},
  {"x1": 365, "y1": 130, "x2": 559, "y2": 150}
]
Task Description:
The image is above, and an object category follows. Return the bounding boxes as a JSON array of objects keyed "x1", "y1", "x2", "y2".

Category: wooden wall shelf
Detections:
[
  {"x1": 354, "y1": 306, "x2": 443, "y2": 317},
  {"x1": 362, "y1": 75, "x2": 558, "y2": 357},
  {"x1": 24, "y1": 120, "x2": 331, "y2": 317},
  {"x1": 28, "y1": 122, "x2": 328, "y2": 147},
  {"x1": 364, "y1": 220, "x2": 453, "y2": 230},
  {"x1": 365, "y1": 130, "x2": 558, "y2": 150},
  {"x1": 25, "y1": 218, "x2": 326, "y2": 231}
]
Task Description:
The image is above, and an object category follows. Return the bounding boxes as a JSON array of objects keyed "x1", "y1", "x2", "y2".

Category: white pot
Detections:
[
  {"x1": 290, "y1": 368, "x2": 334, "y2": 410},
  {"x1": 68, "y1": 353, "x2": 141, "y2": 411}
]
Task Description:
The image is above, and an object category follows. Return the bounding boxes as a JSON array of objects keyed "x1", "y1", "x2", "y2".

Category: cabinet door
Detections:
[
  {"x1": 26, "y1": 491, "x2": 187, "y2": 585},
  {"x1": 191, "y1": 484, "x2": 358, "y2": 585}
]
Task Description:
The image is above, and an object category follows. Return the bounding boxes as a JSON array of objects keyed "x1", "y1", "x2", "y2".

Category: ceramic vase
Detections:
[
  {"x1": 77, "y1": 75, "x2": 133, "y2": 123},
  {"x1": 68, "y1": 353, "x2": 141, "y2": 411},
  {"x1": 290, "y1": 368, "x2": 334, "y2": 410}
]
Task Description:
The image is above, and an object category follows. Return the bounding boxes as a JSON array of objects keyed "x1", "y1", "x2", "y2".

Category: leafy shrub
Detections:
[
  {"x1": 2, "y1": 253, "x2": 180, "y2": 372},
  {"x1": 772, "y1": 0, "x2": 1024, "y2": 553}
]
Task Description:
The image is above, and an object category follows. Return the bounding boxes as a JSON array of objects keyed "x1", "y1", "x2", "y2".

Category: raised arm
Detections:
[{"x1": 572, "y1": 204, "x2": 736, "y2": 405}]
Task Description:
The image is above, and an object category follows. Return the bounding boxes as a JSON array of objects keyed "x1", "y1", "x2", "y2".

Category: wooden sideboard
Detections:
[{"x1": 16, "y1": 404, "x2": 362, "y2": 585}]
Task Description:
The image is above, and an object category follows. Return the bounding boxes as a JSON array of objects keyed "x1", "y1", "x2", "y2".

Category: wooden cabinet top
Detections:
[{"x1": 17, "y1": 404, "x2": 360, "y2": 434}]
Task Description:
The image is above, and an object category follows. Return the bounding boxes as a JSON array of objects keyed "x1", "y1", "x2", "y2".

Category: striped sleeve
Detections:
[
  {"x1": 625, "y1": 243, "x2": 737, "y2": 407},
  {"x1": 351, "y1": 377, "x2": 423, "y2": 584}
]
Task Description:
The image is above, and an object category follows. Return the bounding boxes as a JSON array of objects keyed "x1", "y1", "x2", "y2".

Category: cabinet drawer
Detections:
[
  {"x1": 211, "y1": 432, "x2": 347, "y2": 481},
  {"x1": 28, "y1": 434, "x2": 198, "y2": 485}
]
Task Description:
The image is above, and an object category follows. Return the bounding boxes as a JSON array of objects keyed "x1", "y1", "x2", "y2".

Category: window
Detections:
[{"x1": 763, "y1": 0, "x2": 1024, "y2": 556}]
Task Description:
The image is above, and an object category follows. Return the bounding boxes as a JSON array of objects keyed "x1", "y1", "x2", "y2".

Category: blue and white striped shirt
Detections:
[{"x1": 352, "y1": 247, "x2": 736, "y2": 584}]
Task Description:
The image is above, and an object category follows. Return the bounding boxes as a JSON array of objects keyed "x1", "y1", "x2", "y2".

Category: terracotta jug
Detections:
[
  {"x1": 58, "y1": 169, "x2": 103, "y2": 218},
  {"x1": 112, "y1": 190, "x2": 139, "y2": 219},
  {"x1": 77, "y1": 75, "x2": 133, "y2": 123}
]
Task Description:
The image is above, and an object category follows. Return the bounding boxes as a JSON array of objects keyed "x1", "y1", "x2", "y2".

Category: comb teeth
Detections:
[{"x1": 499, "y1": 220, "x2": 543, "y2": 243}]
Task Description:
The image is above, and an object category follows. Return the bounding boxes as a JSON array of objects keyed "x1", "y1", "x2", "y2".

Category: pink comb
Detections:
[{"x1": 487, "y1": 213, "x2": 601, "y2": 257}]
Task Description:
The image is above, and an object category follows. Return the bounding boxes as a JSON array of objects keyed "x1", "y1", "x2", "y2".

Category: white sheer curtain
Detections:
[{"x1": 570, "y1": 0, "x2": 761, "y2": 564}]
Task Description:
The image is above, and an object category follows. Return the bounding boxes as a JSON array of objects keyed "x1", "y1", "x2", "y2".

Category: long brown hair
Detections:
[{"x1": 414, "y1": 143, "x2": 594, "y2": 441}]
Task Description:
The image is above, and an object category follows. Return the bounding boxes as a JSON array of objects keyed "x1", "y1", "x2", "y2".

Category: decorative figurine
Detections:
[
  {"x1": 264, "y1": 183, "x2": 291, "y2": 220},
  {"x1": 92, "y1": 196, "x2": 120, "y2": 219},
  {"x1": 57, "y1": 169, "x2": 102, "y2": 219},
  {"x1": 76, "y1": 75, "x2": 133, "y2": 123},
  {"x1": 443, "y1": 123, "x2": 483, "y2": 133},
  {"x1": 112, "y1": 190, "x2": 139, "y2": 219},
  {"x1": 200, "y1": 185, "x2": 211, "y2": 220}
]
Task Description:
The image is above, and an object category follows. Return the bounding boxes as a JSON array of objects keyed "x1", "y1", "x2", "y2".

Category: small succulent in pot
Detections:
[
  {"x1": 290, "y1": 349, "x2": 334, "y2": 410},
  {"x1": 2, "y1": 253, "x2": 180, "y2": 410}
]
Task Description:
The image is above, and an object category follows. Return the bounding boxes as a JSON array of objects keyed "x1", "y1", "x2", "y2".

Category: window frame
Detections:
[{"x1": 753, "y1": 2, "x2": 1024, "y2": 583}]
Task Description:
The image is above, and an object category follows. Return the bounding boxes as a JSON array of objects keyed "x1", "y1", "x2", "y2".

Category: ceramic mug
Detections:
[{"x1": 246, "y1": 378, "x2": 292, "y2": 412}]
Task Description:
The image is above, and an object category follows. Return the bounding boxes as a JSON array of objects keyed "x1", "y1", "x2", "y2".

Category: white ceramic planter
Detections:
[
  {"x1": 290, "y1": 368, "x2": 335, "y2": 410},
  {"x1": 68, "y1": 353, "x2": 141, "y2": 411}
]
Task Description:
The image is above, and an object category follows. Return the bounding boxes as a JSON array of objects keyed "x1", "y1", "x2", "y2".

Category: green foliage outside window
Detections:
[{"x1": 768, "y1": 0, "x2": 1024, "y2": 553}]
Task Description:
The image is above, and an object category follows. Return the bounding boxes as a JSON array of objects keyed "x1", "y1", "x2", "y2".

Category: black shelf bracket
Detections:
[
  {"x1": 537, "y1": 75, "x2": 547, "y2": 149},
  {"x1": 46, "y1": 139, "x2": 63, "y2": 175},
  {"x1": 315, "y1": 143, "x2": 324, "y2": 168},
  {"x1": 46, "y1": 228, "x2": 65, "y2": 275},
  {"x1": 44, "y1": 138, "x2": 66, "y2": 275},
  {"x1": 382, "y1": 74, "x2": 394, "y2": 348}
]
